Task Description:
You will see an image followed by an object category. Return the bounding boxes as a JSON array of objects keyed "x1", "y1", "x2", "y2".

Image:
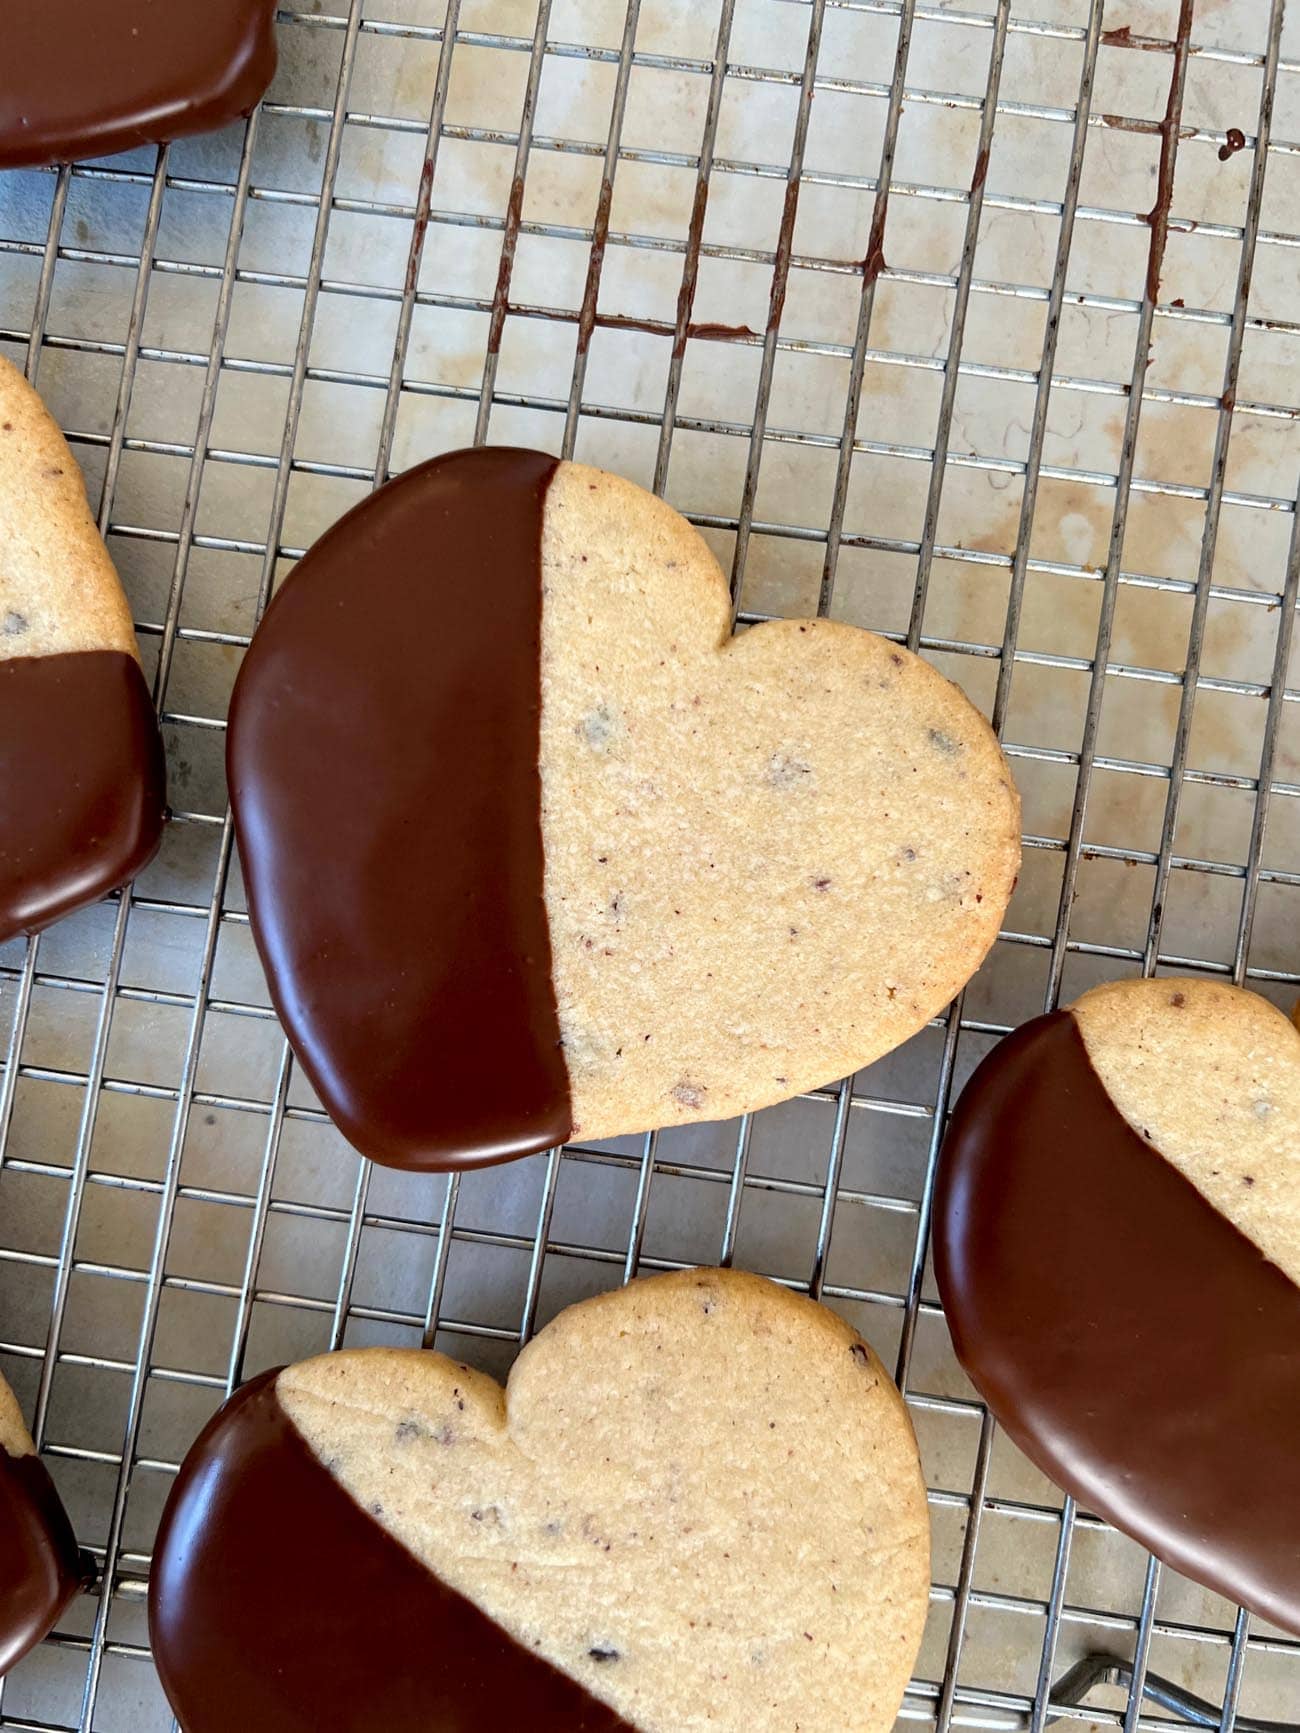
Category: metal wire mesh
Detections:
[{"x1": 0, "y1": 0, "x2": 1298, "y2": 1727}]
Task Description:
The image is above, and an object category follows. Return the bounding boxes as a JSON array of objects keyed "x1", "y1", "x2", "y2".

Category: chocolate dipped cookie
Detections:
[
  {"x1": 150, "y1": 1267, "x2": 931, "y2": 1732},
  {"x1": 0, "y1": 1373, "x2": 87, "y2": 1675},
  {"x1": 0, "y1": 357, "x2": 166, "y2": 944},
  {"x1": 934, "y1": 977, "x2": 1300, "y2": 1633},
  {"x1": 228, "y1": 447, "x2": 1020, "y2": 1172},
  {"x1": 1, "y1": 1, "x2": 277, "y2": 168}
]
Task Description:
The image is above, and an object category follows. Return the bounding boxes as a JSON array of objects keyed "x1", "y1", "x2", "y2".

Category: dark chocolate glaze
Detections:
[
  {"x1": 934, "y1": 1011, "x2": 1300, "y2": 1634},
  {"x1": 149, "y1": 1370, "x2": 637, "y2": 1732},
  {"x1": 0, "y1": 1, "x2": 278, "y2": 169},
  {"x1": 227, "y1": 447, "x2": 572, "y2": 1172},
  {"x1": 0, "y1": 651, "x2": 166, "y2": 944},
  {"x1": 0, "y1": 1445, "x2": 86, "y2": 1676}
]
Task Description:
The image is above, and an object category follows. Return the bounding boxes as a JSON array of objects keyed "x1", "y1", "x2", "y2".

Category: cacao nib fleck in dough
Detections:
[
  {"x1": 3, "y1": 610, "x2": 28, "y2": 635},
  {"x1": 767, "y1": 752, "x2": 812, "y2": 788},
  {"x1": 928, "y1": 728, "x2": 962, "y2": 756},
  {"x1": 589, "y1": 1646, "x2": 620, "y2": 1664},
  {"x1": 393, "y1": 1417, "x2": 427, "y2": 1444},
  {"x1": 850, "y1": 1343, "x2": 870, "y2": 1366},
  {"x1": 581, "y1": 704, "x2": 617, "y2": 750},
  {"x1": 1170, "y1": 992, "x2": 1186, "y2": 1008},
  {"x1": 672, "y1": 1081, "x2": 705, "y2": 1109},
  {"x1": 812, "y1": 876, "x2": 832, "y2": 892}
]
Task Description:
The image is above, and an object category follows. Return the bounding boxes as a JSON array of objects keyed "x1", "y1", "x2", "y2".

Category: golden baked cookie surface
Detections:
[
  {"x1": 282, "y1": 1268, "x2": 931, "y2": 1733},
  {"x1": 541, "y1": 462, "x2": 1021, "y2": 1140}
]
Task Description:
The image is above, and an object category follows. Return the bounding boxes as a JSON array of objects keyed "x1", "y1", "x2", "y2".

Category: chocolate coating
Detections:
[
  {"x1": 0, "y1": 652, "x2": 166, "y2": 944},
  {"x1": 934, "y1": 1011, "x2": 1300, "y2": 1634},
  {"x1": 0, "y1": 1446, "x2": 86, "y2": 1676},
  {"x1": 227, "y1": 447, "x2": 571, "y2": 1172},
  {"x1": 149, "y1": 1371, "x2": 636, "y2": 1732},
  {"x1": 0, "y1": 1, "x2": 277, "y2": 169}
]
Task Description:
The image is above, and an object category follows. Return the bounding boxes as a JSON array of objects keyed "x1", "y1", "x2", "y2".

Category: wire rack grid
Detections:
[{"x1": 0, "y1": 0, "x2": 1298, "y2": 1728}]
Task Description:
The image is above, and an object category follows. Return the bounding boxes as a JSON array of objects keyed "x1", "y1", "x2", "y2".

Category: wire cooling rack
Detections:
[{"x1": 1, "y1": 0, "x2": 1298, "y2": 1728}]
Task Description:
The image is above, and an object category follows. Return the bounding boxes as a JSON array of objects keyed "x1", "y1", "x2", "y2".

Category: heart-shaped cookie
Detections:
[
  {"x1": 0, "y1": 357, "x2": 166, "y2": 944},
  {"x1": 0, "y1": 1373, "x2": 86, "y2": 1675},
  {"x1": 228, "y1": 449, "x2": 1020, "y2": 1171},
  {"x1": 934, "y1": 978, "x2": 1300, "y2": 1632},
  {"x1": 0, "y1": 1, "x2": 277, "y2": 168},
  {"x1": 150, "y1": 1268, "x2": 931, "y2": 1732}
]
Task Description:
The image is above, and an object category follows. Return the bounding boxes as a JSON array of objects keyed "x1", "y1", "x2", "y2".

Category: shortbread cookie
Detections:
[
  {"x1": 934, "y1": 978, "x2": 1300, "y2": 1633},
  {"x1": 0, "y1": 1373, "x2": 87, "y2": 1675},
  {"x1": 150, "y1": 1267, "x2": 931, "y2": 1732},
  {"x1": 1, "y1": 2, "x2": 277, "y2": 168},
  {"x1": 228, "y1": 447, "x2": 1020, "y2": 1171},
  {"x1": 0, "y1": 356, "x2": 166, "y2": 943}
]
